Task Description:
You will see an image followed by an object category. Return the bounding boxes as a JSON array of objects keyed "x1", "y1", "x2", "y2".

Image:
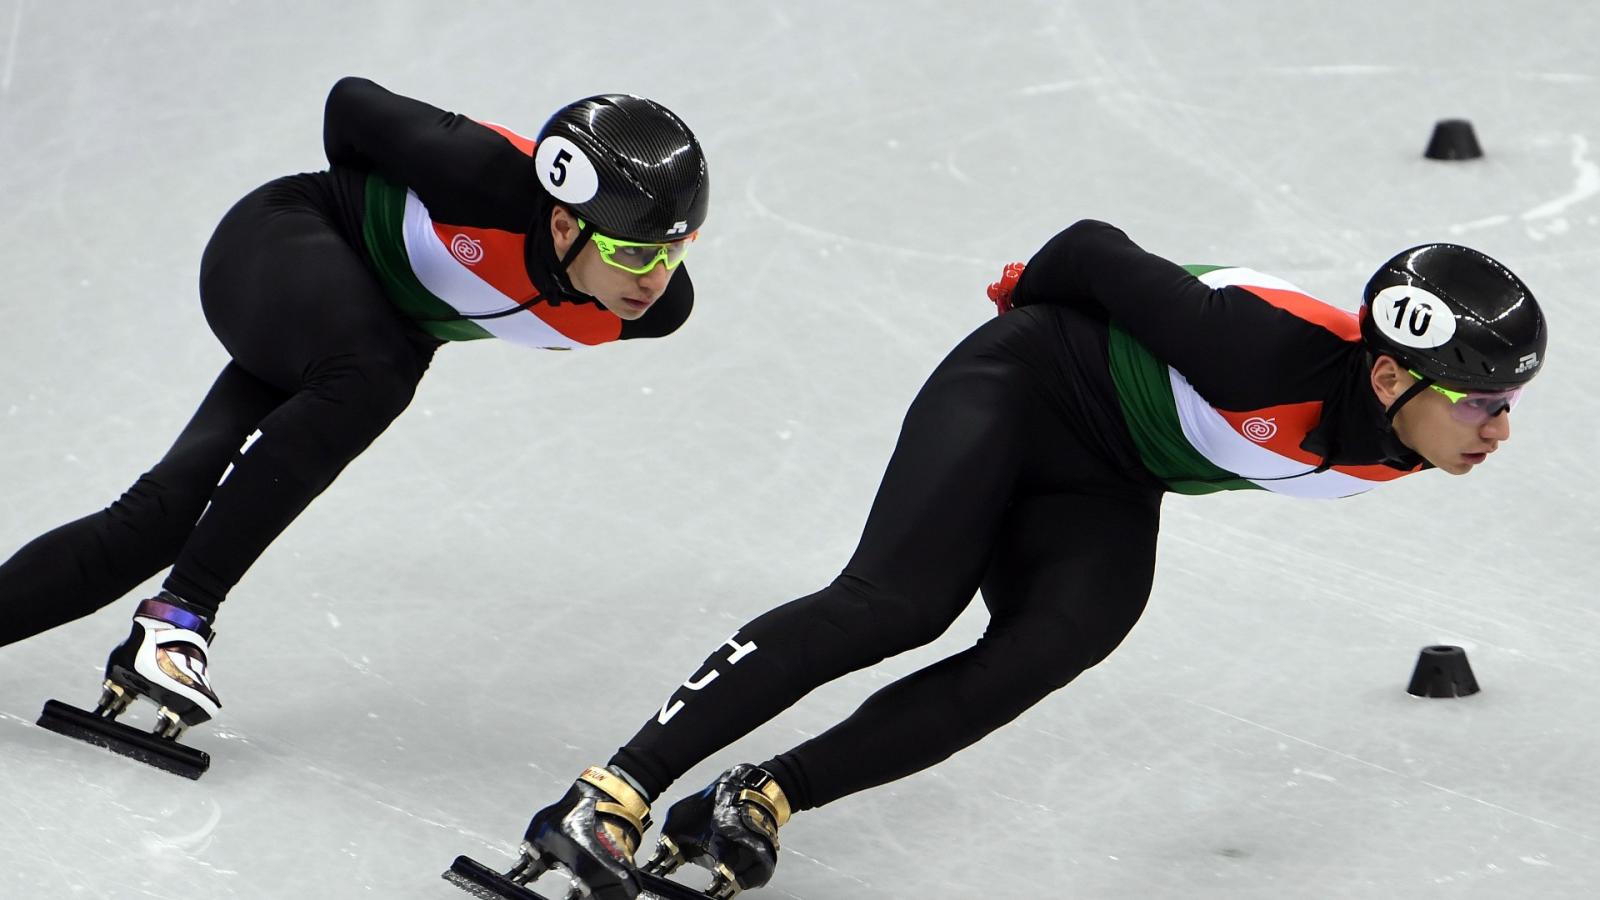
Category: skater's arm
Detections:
[
  {"x1": 1013, "y1": 219, "x2": 1351, "y2": 403},
  {"x1": 1010, "y1": 220, "x2": 1204, "y2": 324},
  {"x1": 322, "y1": 76, "x2": 540, "y2": 230}
]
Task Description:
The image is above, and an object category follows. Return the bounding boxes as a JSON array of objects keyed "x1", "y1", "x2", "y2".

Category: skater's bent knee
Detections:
[
  {"x1": 992, "y1": 617, "x2": 1097, "y2": 692},
  {"x1": 823, "y1": 574, "x2": 957, "y2": 653},
  {"x1": 304, "y1": 354, "x2": 422, "y2": 424}
]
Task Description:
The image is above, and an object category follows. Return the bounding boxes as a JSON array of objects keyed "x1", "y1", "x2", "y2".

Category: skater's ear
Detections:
[
  {"x1": 550, "y1": 205, "x2": 583, "y2": 255},
  {"x1": 1369, "y1": 354, "x2": 1410, "y2": 409}
]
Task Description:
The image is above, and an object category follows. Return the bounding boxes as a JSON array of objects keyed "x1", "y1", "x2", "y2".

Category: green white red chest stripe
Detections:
[
  {"x1": 1109, "y1": 266, "x2": 1417, "y2": 498},
  {"x1": 358, "y1": 122, "x2": 622, "y2": 349}
]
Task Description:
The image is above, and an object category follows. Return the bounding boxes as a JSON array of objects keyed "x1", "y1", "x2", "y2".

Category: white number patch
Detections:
[
  {"x1": 1371, "y1": 284, "x2": 1457, "y2": 349},
  {"x1": 534, "y1": 136, "x2": 599, "y2": 204}
]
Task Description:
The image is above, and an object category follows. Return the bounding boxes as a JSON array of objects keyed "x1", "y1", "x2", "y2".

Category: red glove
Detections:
[{"x1": 986, "y1": 262, "x2": 1026, "y2": 315}]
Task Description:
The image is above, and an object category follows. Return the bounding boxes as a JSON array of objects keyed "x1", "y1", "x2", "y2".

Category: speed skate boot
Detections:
[
  {"x1": 36, "y1": 589, "x2": 221, "y2": 778},
  {"x1": 642, "y1": 764, "x2": 792, "y2": 898},
  {"x1": 511, "y1": 765, "x2": 653, "y2": 900},
  {"x1": 100, "y1": 590, "x2": 222, "y2": 738}
]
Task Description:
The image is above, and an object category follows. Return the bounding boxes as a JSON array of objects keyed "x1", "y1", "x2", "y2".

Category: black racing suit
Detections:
[
  {"x1": 610, "y1": 220, "x2": 1422, "y2": 812},
  {"x1": 0, "y1": 78, "x2": 691, "y2": 644}
]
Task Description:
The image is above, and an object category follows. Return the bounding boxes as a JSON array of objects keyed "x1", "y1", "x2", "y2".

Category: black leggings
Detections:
[
  {"x1": 0, "y1": 173, "x2": 438, "y2": 644},
  {"x1": 611, "y1": 306, "x2": 1164, "y2": 811}
]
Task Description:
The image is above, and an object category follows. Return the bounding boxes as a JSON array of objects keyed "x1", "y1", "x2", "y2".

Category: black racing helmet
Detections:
[
  {"x1": 525, "y1": 93, "x2": 707, "y2": 304},
  {"x1": 1359, "y1": 243, "x2": 1547, "y2": 390},
  {"x1": 534, "y1": 93, "x2": 708, "y2": 243}
]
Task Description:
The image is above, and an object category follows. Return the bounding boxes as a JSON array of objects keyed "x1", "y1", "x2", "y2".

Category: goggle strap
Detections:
[{"x1": 1387, "y1": 377, "x2": 1434, "y2": 423}]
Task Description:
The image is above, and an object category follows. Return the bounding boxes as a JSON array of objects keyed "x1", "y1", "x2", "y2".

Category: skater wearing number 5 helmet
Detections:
[
  {"x1": 6, "y1": 76, "x2": 709, "y2": 777},
  {"x1": 446, "y1": 220, "x2": 1547, "y2": 899}
]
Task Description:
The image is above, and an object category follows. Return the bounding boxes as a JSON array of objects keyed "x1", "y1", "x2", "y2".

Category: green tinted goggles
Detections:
[
  {"x1": 580, "y1": 218, "x2": 697, "y2": 275},
  {"x1": 1407, "y1": 369, "x2": 1523, "y2": 424}
]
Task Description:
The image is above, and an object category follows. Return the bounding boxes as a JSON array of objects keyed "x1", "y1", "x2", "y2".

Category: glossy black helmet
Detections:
[
  {"x1": 533, "y1": 93, "x2": 708, "y2": 243},
  {"x1": 1359, "y1": 243, "x2": 1546, "y2": 389}
]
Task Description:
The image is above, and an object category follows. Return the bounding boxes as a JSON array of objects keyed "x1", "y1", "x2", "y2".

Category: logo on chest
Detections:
[
  {"x1": 449, "y1": 233, "x2": 485, "y2": 266},
  {"x1": 1241, "y1": 416, "x2": 1278, "y2": 442}
]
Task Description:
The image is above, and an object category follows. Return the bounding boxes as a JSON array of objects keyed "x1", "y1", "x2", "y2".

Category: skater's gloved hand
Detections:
[{"x1": 987, "y1": 262, "x2": 1025, "y2": 315}]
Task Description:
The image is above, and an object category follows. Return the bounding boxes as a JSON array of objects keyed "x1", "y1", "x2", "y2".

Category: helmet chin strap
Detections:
[
  {"x1": 560, "y1": 220, "x2": 594, "y2": 271},
  {"x1": 525, "y1": 200, "x2": 603, "y2": 306},
  {"x1": 1386, "y1": 374, "x2": 1434, "y2": 424}
]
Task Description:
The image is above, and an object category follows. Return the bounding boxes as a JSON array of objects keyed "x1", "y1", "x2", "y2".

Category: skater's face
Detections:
[
  {"x1": 549, "y1": 207, "x2": 681, "y2": 320},
  {"x1": 1372, "y1": 356, "x2": 1514, "y2": 475}
]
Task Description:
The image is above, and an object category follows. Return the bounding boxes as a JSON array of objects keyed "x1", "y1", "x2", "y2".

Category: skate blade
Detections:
[
  {"x1": 442, "y1": 855, "x2": 561, "y2": 900},
  {"x1": 442, "y1": 854, "x2": 718, "y2": 900},
  {"x1": 36, "y1": 699, "x2": 210, "y2": 780},
  {"x1": 637, "y1": 869, "x2": 724, "y2": 900}
]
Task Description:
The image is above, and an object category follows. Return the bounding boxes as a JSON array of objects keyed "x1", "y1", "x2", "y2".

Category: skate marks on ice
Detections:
[
  {"x1": 1185, "y1": 699, "x2": 1598, "y2": 844},
  {"x1": 1446, "y1": 133, "x2": 1600, "y2": 240},
  {"x1": 0, "y1": 0, "x2": 23, "y2": 93},
  {"x1": 0, "y1": 736, "x2": 235, "y2": 896}
]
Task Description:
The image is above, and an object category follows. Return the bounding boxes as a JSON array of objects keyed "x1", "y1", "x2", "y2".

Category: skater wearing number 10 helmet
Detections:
[
  {"x1": 451, "y1": 221, "x2": 1547, "y2": 899},
  {"x1": 4, "y1": 77, "x2": 709, "y2": 776}
]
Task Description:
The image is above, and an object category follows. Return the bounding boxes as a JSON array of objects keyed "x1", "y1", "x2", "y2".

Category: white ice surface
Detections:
[{"x1": 3, "y1": 2, "x2": 1599, "y2": 898}]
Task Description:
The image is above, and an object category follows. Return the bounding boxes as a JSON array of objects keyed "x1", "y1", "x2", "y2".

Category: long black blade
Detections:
[
  {"x1": 442, "y1": 854, "x2": 718, "y2": 900},
  {"x1": 36, "y1": 699, "x2": 210, "y2": 780},
  {"x1": 636, "y1": 869, "x2": 721, "y2": 900},
  {"x1": 442, "y1": 856, "x2": 554, "y2": 900}
]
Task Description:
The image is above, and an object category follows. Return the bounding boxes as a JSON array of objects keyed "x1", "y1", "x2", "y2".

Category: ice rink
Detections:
[{"x1": 3, "y1": 2, "x2": 1599, "y2": 897}]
